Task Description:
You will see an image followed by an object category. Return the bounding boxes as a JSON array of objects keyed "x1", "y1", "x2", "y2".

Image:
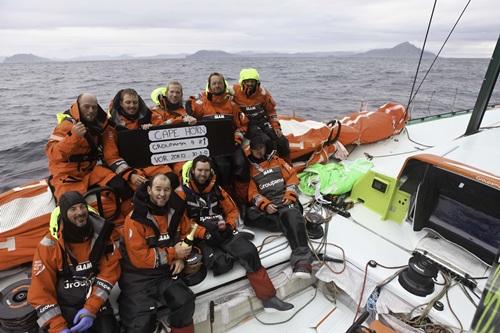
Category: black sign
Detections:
[{"x1": 117, "y1": 117, "x2": 235, "y2": 168}]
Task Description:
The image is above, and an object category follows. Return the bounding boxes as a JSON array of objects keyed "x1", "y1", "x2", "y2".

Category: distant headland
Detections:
[{"x1": 1, "y1": 42, "x2": 436, "y2": 63}]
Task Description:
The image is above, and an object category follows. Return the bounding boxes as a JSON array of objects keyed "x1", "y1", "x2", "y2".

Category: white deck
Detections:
[{"x1": 200, "y1": 107, "x2": 500, "y2": 332}]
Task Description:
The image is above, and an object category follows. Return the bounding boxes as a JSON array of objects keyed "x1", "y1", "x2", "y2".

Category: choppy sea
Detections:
[{"x1": 0, "y1": 56, "x2": 498, "y2": 191}]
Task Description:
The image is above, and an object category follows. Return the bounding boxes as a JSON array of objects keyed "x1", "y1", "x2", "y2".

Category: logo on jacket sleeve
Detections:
[{"x1": 33, "y1": 260, "x2": 46, "y2": 276}]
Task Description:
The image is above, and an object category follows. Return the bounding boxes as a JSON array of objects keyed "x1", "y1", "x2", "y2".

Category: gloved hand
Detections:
[
  {"x1": 71, "y1": 308, "x2": 95, "y2": 332},
  {"x1": 60, "y1": 329, "x2": 71, "y2": 333},
  {"x1": 234, "y1": 131, "x2": 244, "y2": 145},
  {"x1": 204, "y1": 229, "x2": 224, "y2": 246},
  {"x1": 219, "y1": 223, "x2": 233, "y2": 241}
]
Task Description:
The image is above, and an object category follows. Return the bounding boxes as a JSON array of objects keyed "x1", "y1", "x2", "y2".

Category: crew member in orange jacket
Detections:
[
  {"x1": 103, "y1": 88, "x2": 171, "y2": 191},
  {"x1": 247, "y1": 136, "x2": 314, "y2": 278},
  {"x1": 46, "y1": 93, "x2": 133, "y2": 217},
  {"x1": 187, "y1": 72, "x2": 249, "y2": 202},
  {"x1": 176, "y1": 155, "x2": 294, "y2": 312},
  {"x1": 232, "y1": 68, "x2": 290, "y2": 160},
  {"x1": 119, "y1": 173, "x2": 195, "y2": 333},
  {"x1": 151, "y1": 81, "x2": 197, "y2": 176},
  {"x1": 28, "y1": 191, "x2": 121, "y2": 333}
]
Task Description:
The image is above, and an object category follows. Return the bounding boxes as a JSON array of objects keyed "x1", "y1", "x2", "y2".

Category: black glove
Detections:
[
  {"x1": 219, "y1": 224, "x2": 233, "y2": 241},
  {"x1": 205, "y1": 229, "x2": 224, "y2": 246}
]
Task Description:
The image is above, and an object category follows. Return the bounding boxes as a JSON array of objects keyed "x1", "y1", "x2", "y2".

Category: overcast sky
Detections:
[{"x1": 0, "y1": 0, "x2": 498, "y2": 58}]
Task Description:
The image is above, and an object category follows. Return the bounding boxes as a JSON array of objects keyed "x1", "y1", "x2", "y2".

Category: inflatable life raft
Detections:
[{"x1": 282, "y1": 102, "x2": 407, "y2": 172}]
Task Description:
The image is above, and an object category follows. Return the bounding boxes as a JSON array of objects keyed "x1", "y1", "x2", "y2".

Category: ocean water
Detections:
[{"x1": 0, "y1": 56, "x2": 498, "y2": 191}]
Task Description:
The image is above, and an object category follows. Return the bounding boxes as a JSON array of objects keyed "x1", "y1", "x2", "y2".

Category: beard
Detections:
[{"x1": 62, "y1": 219, "x2": 93, "y2": 243}]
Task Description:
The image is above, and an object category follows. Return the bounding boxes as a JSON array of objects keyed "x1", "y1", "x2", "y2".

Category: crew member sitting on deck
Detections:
[
  {"x1": 232, "y1": 68, "x2": 290, "y2": 160},
  {"x1": 119, "y1": 173, "x2": 195, "y2": 333},
  {"x1": 246, "y1": 136, "x2": 314, "y2": 278},
  {"x1": 103, "y1": 88, "x2": 171, "y2": 191},
  {"x1": 151, "y1": 81, "x2": 197, "y2": 176},
  {"x1": 28, "y1": 191, "x2": 121, "y2": 333},
  {"x1": 186, "y1": 72, "x2": 249, "y2": 204},
  {"x1": 176, "y1": 155, "x2": 294, "y2": 312},
  {"x1": 46, "y1": 93, "x2": 133, "y2": 218}
]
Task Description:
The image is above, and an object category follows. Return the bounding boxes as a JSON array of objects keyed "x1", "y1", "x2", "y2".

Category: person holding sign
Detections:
[
  {"x1": 119, "y1": 173, "x2": 195, "y2": 333},
  {"x1": 151, "y1": 81, "x2": 198, "y2": 176},
  {"x1": 186, "y1": 72, "x2": 249, "y2": 204},
  {"x1": 176, "y1": 155, "x2": 294, "y2": 312},
  {"x1": 151, "y1": 80, "x2": 197, "y2": 126},
  {"x1": 233, "y1": 68, "x2": 290, "y2": 160},
  {"x1": 103, "y1": 88, "x2": 171, "y2": 191}
]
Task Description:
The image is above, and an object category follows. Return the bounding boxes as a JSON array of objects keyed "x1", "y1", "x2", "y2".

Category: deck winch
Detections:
[{"x1": 398, "y1": 252, "x2": 438, "y2": 297}]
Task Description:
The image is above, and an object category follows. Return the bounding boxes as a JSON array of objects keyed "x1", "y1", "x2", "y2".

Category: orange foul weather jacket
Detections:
[
  {"x1": 232, "y1": 84, "x2": 281, "y2": 131},
  {"x1": 187, "y1": 92, "x2": 248, "y2": 144},
  {"x1": 28, "y1": 211, "x2": 121, "y2": 333},
  {"x1": 122, "y1": 190, "x2": 191, "y2": 270},
  {"x1": 176, "y1": 175, "x2": 239, "y2": 240},
  {"x1": 46, "y1": 101, "x2": 115, "y2": 200},
  {"x1": 248, "y1": 153, "x2": 299, "y2": 210},
  {"x1": 102, "y1": 92, "x2": 171, "y2": 188},
  {"x1": 151, "y1": 105, "x2": 190, "y2": 126}
]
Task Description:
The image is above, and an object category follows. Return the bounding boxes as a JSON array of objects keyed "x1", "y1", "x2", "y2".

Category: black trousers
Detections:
[
  {"x1": 118, "y1": 263, "x2": 195, "y2": 333},
  {"x1": 200, "y1": 233, "x2": 262, "y2": 274},
  {"x1": 245, "y1": 205, "x2": 313, "y2": 267},
  {"x1": 212, "y1": 147, "x2": 249, "y2": 187},
  {"x1": 57, "y1": 302, "x2": 119, "y2": 333},
  {"x1": 247, "y1": 123, "x2": 290, "y2": 160}
]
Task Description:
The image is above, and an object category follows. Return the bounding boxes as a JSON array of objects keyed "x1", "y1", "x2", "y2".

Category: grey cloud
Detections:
[{"x1": 0, "y1": 0, "x2": 498, "y2": 58}]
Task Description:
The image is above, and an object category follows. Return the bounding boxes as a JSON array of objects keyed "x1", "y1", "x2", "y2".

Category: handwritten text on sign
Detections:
[
  {"x1": 148, "y1": 125, "x2": 207, "y2": 142},
  {"x1": 151, "y1": 148, "x2": 210, "y2": 165},
  {"x1": 149, "y1": 137, "x2": 208, "y2": 153}
]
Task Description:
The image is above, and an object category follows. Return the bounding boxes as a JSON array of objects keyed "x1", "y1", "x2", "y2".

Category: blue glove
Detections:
[
  {"x1": 70, "y1": 308, "x2": 95, "y2": 332},
  {"x1": 60, "y1": 329, "x2": 71, "y2": 333}
]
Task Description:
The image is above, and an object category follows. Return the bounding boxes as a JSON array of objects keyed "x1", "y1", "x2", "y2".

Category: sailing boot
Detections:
[
  {"x1": 292, "y1": 260, "x2": 312, "y2": 280},
  {"x1": 262, "y1": 296, "x2": 294, "y2": 313},
  {"x1": 236, "y1": 203, "x2": 255, "y2": 241},
  {"x1": 247, "y1": 267, "x2": 294, "y2": 312}
]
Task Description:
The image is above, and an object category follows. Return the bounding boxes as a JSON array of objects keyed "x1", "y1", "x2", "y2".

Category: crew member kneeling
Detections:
[
  {"x1": 118, "y1": 173, "x2": 195, "y2": 333},
  {"x1": 177, "y1": 155, "x2": 294, "y2": 312},
  {"x1": 28, "y1": 191, "x2": 120, "y2": 333}
]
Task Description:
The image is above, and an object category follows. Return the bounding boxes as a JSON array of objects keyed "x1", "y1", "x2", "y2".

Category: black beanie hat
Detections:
[
  {"x1": 250, "y1": 135, "x2": 267, "y2": 150},
  {"x1": 59, "y1": 191, "x2": 87, "y2": 223}
]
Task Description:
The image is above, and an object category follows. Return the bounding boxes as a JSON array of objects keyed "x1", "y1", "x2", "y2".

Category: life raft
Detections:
[
  {"x1": 338, "y1": 102, "x2": 407, "y2": 145},
  {"x1": 0, "y1": 181, "x2": 55, "y2": 271},
  {"x1": 282, "y1": 102, "x2": 407, "y2": 172}
]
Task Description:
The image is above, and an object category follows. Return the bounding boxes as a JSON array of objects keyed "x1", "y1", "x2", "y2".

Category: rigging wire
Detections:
[
  {"x1": 446, "y1": 286, "x2": 464, "y2": 332},
  {"x1": 404, "y1": 127, "x2": 435, "y2": 148},
  {"x1": 408, "y1": 0, "x2": 473, "y2": 107},
  {"x1": 406, "y1": 0, "x2": 437, "y2": 117},
  {"x1": 459, "y1": 283, "x2": 479, "y2": 308}
]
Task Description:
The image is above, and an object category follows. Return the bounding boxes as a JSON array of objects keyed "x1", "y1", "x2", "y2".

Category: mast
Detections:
[{"x1": 464, "y1": 34, "x2": 500, "y2": 136}]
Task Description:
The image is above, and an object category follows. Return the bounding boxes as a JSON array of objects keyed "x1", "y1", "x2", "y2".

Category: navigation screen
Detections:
[{"x1": 430, "y1": 194, "x2": 500, "y2": 263}]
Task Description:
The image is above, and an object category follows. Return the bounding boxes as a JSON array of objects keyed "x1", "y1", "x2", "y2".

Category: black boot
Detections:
[{"x1": 262, "y1": 296, "x2": 294, "y2": 312}]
